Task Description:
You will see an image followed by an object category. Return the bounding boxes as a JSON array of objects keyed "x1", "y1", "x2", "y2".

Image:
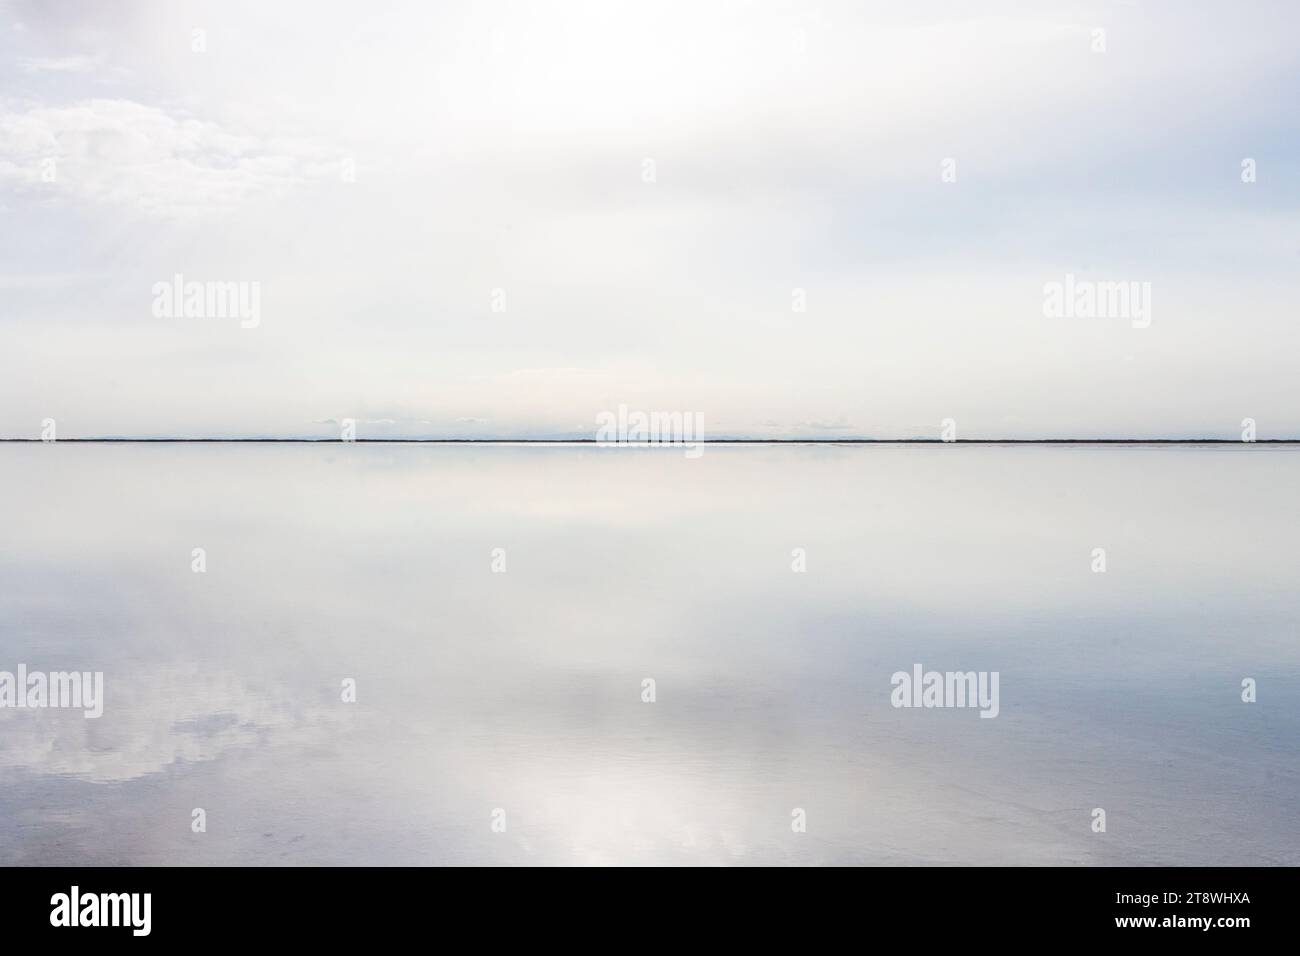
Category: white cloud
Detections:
[
  {"x1": 0, "y1": 98, "x2": 334, "y2": 217},
  {"x1": 18, "y1": 54, "x2": 99, "y2": 73}
]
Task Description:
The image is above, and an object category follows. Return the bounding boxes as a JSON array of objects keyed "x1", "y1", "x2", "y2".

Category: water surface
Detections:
[{"x1": 1, "y1": 444, "x2": 1297, "y2": 864}]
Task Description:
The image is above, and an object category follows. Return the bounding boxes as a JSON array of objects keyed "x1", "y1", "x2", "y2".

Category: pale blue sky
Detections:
[{"x1": 1, "y1": 0, "x2": 1297, "y2": 438}]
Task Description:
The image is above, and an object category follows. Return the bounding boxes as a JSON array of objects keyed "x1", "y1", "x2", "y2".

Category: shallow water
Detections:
[{"x1": 0, "y1": 443, "x2": 1297, "y2": 865}]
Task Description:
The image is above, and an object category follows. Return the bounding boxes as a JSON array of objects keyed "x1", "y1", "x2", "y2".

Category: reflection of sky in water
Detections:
[{"x1": 0, "y1": 444, "x2": 1297, "y2": 864}]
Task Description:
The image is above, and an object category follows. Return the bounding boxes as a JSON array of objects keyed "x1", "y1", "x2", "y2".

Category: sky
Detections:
[{"x1": 1, "y1": 0, "x2": 1297, "y2": 439}]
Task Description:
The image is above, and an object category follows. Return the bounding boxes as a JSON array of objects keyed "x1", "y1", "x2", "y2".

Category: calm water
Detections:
[{"x1": 1, "y1": 443, "x2": 1297, "y2": 865}]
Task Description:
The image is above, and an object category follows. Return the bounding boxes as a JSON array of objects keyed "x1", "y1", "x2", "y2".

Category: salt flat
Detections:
[{"x1": 0, "y1": 443, "x2": 1296, "y2": 865}]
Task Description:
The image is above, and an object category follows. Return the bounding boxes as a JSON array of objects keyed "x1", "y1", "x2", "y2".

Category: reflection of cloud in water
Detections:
[{"x1": 0, "y1": 664, "x2": 339, "y2": 784}]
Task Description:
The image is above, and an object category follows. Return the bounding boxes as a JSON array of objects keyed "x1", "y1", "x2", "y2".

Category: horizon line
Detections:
[{"x1": 2, "y1": 438, "x2": 1297, "y2": 445}]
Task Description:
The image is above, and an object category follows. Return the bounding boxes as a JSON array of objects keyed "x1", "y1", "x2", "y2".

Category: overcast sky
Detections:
[{"x1": 1, "y1": 0, "x2": 1297, "y2": 439}]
